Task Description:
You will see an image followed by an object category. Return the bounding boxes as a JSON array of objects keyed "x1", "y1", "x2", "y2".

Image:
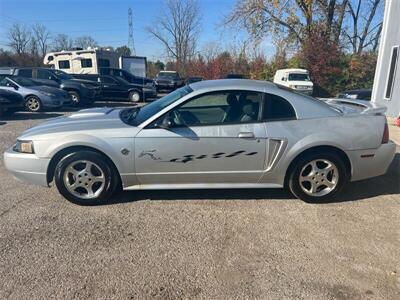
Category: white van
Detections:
[{"x1": 273, "y1": 68, "x2": 314, "y2": 95}]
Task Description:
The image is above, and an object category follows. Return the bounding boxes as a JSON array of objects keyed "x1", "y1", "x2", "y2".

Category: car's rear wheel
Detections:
[
  {"x1": 68, "y1": 91, "x2": 81, "y2": 106},
  {"x1": 25, "y1": 96, "x2": 42, "y2": 112},
  {"x1": 129, "y1": 90, "x2": 142, "y2": 102},
  {"x1": 54, "y1": 151, "x2": 119, "y2": 205},
  {"x1": 288, "y1": 152, "x2": 348, "y2": 203}
]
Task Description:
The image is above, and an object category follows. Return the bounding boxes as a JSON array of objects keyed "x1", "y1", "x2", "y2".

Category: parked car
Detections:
[
  {"x1": 73, "y1": 74, "x2": 155, "y2": 102},
  {"x1": 0, "y1": 67, "x2": 101, "y2": 106},
  {"x1": 186, "y1": 76, "x2": 203, "y2": 85},
  {"x1": 154, "y1": 71, "x2": 184, "y2": 91},
  {"x1": 337, "y1": 89, "x2": 372, "y2": 101},
  {"x1": 273, "y1": 68, "x2": 314, "y2": 95},
  {"x1": 0, "y1": 88, "x2": 24, "y2": 116},
  {"x1": 0, "y1": 76, "x2": 70, "y2": 112},
  {"x1": 3, "y1": 79, "x2": 395, "y2": 205},
  {"x1": 99, "y1": 67, "x2": 156, "y2": 96}
]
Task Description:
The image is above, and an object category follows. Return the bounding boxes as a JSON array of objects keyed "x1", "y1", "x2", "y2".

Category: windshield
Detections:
[
  {"x1": 288, "y1": 73, "x2": 310, "y2": 81},
  {"x1": 120, "y1": 85, "x2": 193, "y2": 126},
  {"x1": 10, "y1": 76, "x2": 39, "y2": 87},
  {"x1": 52, "y1": 69, "x2": 74, "y2": 80}
]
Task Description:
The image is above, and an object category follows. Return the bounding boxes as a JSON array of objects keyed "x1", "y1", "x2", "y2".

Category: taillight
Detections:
[{"x1": 382, "y1": 122, "x2": 389, "y2": 144}]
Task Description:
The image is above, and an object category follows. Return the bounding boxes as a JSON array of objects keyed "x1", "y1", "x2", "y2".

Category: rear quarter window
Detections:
[{"x1": 263, "y1": 93, "x2": 296, "y2": 121}]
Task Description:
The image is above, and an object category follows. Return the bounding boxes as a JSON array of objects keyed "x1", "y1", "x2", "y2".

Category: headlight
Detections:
[
  {"x1": 289, "y1": 85, "x2": 295, "y2": 89},
  {"x1": 13, "y1": 140, "x2": 34, "y2": 154}
]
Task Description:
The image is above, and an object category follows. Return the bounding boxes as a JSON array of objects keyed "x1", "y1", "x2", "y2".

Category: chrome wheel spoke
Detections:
[
  {"x1": 299, "y1": 159, "x2": 339, "y2": 197},
  {"x1": 63, "y1": 160, "x2": 105, "y2": 200}
]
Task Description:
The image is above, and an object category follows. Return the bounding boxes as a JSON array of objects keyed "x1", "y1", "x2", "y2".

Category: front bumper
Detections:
[
  {"x1": 347, "y1": 141, "x2": 396, "y2": 181},
  {"x1": 3, "y1": 148, "x2": 50, "y2": 187},
  {"x1": 143, "y1": 87, "x2": 157, "y2": 98}
]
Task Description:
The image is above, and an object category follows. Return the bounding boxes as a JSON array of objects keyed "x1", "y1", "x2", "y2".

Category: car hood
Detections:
[
  {"x1": 30, "y1": 85, "x2": 67, "y2": 95},
  {"x1": 19, "y1": 107, "x2": 139, "y2": 140}
]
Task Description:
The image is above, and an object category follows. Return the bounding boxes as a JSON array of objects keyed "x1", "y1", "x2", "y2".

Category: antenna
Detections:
[{"x1": 128, "y1": 8, "x2": 136, "y2": 55}]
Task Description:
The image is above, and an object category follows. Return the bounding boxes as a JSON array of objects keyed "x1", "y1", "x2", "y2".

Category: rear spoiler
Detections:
[{"x1": 320, "y1": 98, "x2": 387, "y2": 116}]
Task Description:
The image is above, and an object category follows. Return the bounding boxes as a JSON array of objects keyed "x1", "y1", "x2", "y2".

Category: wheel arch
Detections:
[
  {"x1": 284, "y1": 145, "x2": 352, "y2": 187},
  {"x1": 46, "y1": 145, "x2": 122, "y2": 186}
]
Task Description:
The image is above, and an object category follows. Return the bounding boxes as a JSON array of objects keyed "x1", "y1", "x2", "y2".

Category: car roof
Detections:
[{"x1": 189, "y1": 79, "x2": 278, "y2": 92}]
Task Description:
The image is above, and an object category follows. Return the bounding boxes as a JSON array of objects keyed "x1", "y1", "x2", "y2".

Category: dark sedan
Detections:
[
  {"x1": 0, "y1": 88, "x2": 24, "y2": 116},
  {"x1": 74, "y1": 74, "x2": 155, "y2": 102}
]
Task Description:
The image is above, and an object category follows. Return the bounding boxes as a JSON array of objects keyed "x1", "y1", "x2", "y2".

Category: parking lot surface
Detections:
[{"x1": 0, "y1": 105, "x2": 399, "y2": 299}]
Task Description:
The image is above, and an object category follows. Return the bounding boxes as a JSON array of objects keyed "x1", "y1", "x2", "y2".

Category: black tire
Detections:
[
  {"x1": 54, "y1": 151, "x2": 120, "y2": 205},
  {"x1": 288, "y1": 151, "x2": 349, "y2": 203},
  {"x1": 128, "y1": 90, "x2": 142, "y2": 103},
  {"x1": 68, "y1": 91, "x2": 81, "y2": 106},
  {"x1": 25, "y1": 96, "x2": 42, "y2": 112}
]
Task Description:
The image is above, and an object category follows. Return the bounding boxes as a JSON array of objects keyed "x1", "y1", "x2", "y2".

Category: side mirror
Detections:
[{"x1": 13, "y1": 85, "x2": 19, "y2": 90}]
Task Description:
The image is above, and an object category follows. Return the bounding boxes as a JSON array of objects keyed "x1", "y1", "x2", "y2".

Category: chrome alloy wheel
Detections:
[
  {"x1": 299, "y1": 159, "x2": 339, "y2": 197},
  {"x1": 26, "y1": 97, "x2": 41, "y2": 112},
  {"x1": 63, "y1": 160, "x2": 105, "y2": 199},
  {"x1": 70, "y1": 93, "x2": 79, "y2": 103},
  {"x1": 130, "y1": 91, "x2": 140, "y2": 102}
]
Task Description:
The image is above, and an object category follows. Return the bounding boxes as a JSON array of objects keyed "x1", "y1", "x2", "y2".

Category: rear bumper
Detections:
[
  {"x1": 347, "y1": 141, "x2": 396, "y2": 181},
  {"x1": 3, "y1": 148, "x2": 50, "y2": 187}
]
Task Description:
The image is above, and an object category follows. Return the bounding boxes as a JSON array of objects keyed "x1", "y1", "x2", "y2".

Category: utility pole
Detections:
[{"x1": 128, "y1": 8, "x2": 136, "y2": 55}]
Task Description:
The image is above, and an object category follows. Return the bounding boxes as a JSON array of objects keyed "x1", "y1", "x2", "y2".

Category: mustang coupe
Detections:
[{"x1": 4, "y1": 80, "x2": 396, "y2": 205}]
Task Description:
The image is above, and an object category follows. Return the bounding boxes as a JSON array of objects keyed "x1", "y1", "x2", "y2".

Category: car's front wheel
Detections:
[
  {"x1": 54, "y1": 151, "x2": 119, "y2": 205},
  {"x1": 68, "y1": 91, "x2": 81, "y2": 106},
  {"x1": 288, "y1": 152, "x2": 348, "y2": 203},
  {"x1": 25, "y1": 96, "x2": 42, "y2": 112}
]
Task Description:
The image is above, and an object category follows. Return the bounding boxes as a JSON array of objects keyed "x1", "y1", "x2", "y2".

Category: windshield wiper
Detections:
[{"x1": 126, "y1": 107, "x2": 140, "y2": 124}]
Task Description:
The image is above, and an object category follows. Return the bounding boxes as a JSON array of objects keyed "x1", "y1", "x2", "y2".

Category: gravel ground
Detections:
[{"x1": 0, "y1": 106, "x2": 399, "y2": 299}]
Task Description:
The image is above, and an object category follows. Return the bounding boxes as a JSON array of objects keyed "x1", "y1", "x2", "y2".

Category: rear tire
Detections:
[
  {"x1": 128, "y1": 90, "x2": 142, "y2": 103},
  {"x1": 54, "y1": 151, "x2": 119, "y2": 205},
  {"x1": 288, "y1": 151, "x2": 348, "y2": 203}
]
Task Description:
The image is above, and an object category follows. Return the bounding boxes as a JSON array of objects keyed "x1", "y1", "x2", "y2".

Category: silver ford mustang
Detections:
[{"x1": 3, "y1": 80, "x2": 396, "y2": 205}]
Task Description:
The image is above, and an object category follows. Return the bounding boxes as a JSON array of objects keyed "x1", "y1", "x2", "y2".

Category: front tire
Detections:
[
  {"x1": 54, "y1": 151, "x2": 119, "y2": 205},
  {"x1": 25, "y1": 96, "x2": 42, "y2": 112},
  {"x1": 68, "y1": 91, "x2": 81, "y2": 106},
  {"x1": 288, "y1": 152, "x2": 348, "y2": 203}
]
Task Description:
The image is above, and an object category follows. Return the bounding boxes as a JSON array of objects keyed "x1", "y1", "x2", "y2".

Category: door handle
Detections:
[{"x1": 238, "y1": 132, "x2": 255, "y2": 138}]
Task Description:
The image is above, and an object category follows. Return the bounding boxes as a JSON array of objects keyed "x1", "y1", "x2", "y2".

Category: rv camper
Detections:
[{"x1": 44, "y1": 48, "x2": 119, "y2": 75}]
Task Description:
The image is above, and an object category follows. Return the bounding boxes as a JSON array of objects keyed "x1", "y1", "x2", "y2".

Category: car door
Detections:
[
  {"x1": 134, "y1": 90, "x2": 268, "y2": 185},
  {"x1": 101, "y1": 76, "x2": 123, "y2": 99},
  {"x1": 35, "y1": 69, "x2": 60, "y2": 87}
]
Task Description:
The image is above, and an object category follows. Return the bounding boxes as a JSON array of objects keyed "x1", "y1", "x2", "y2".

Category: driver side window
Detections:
[{"x1": 156, "y1": 90, "x2": 264, "y2": 128}]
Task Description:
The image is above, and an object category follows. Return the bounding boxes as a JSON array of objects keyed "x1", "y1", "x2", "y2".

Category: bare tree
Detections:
[
  {"x1": 345, "y1": 0, "x2": 383, "y2": 54},
  {"x1": 32, "y1": 24, "x2": 51, "y2": 57},
  {"x1": 74, "y1": 36, "x2": 98, "y2": 49},
  {"x1": 52, "y1": 34, "x2": 73, "y2": 51},
  {"x1": 147, "y1": 0, "x2": 201, "y2": 73},
  {"x1": 226, "y1": 0, "x2": 350, "y2": 48},
  {"x1": 7, "y1": 23, "x2": 31, "y2": 54}
]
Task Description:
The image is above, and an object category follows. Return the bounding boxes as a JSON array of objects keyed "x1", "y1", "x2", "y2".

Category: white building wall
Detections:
[{"x1": 372, "y1": 0, "x2": 400, "y2": 117}]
